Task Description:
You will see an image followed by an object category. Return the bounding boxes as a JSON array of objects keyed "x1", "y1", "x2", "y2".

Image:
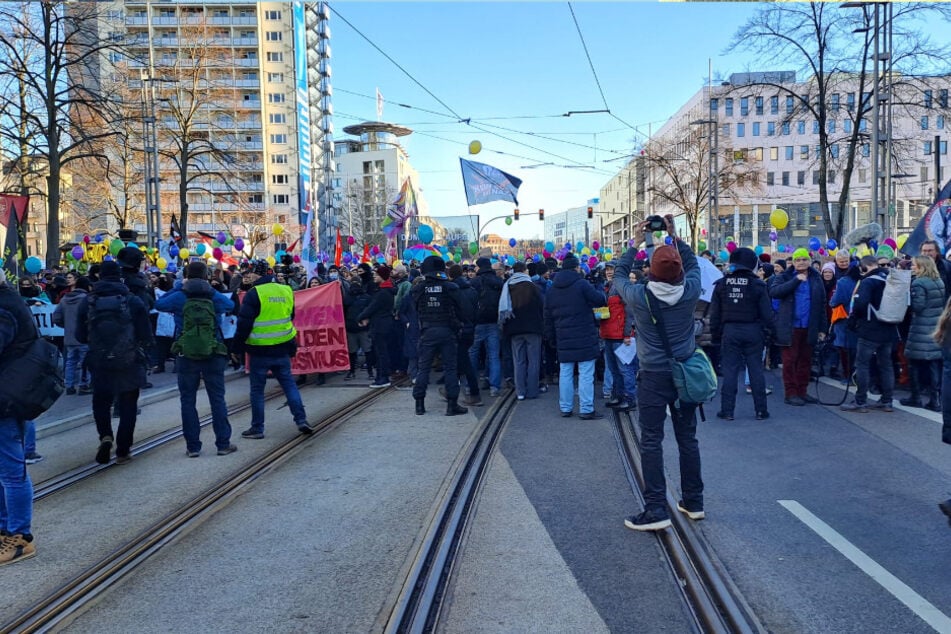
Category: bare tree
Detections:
[
  {"x1": 0, "y1": 1, "x2": 124, "y2": 267},
  {"x1": 728, "y1": 2, "x2": 951, "y2": 241},
  {"x1": 230, "y1": 209, "x2": 271, "y2": 260}
]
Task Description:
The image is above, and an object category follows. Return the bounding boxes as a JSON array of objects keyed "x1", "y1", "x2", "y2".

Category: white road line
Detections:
[
  {"x1": 816, "y1": 377, "x2": 943, "y2": 424},
  {"x1": 779, "y1": 500, "x2": 951, "y2": 634}
]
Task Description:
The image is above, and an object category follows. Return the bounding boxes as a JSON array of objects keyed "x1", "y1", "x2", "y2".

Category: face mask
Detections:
[
  {"x1": 20, "y1": 285, "x2": 38, "y2": 298},
  {"x1": 329, "y1": 273, "x2": 338, "y2": 281}
]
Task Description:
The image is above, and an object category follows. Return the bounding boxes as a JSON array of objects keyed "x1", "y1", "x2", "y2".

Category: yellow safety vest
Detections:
[{"x1": 247, "y1": 283, "x2": 297, "y2": 346}]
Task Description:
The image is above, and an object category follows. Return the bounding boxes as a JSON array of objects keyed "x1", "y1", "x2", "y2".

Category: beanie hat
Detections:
[
  {"x1": 648, "y1": 245, "x2": 684, "y2": 284},
  {"x1": 759, "y1": 253, "x2": 772, "y2": 263},
  {"x1": 75, "y1": 276, "x2": 91, "y2": 291},
  {"x1": 792, "y1": 248, "x2": 810, "y2": 260},
  {"x1": 536, "y1": 262, "x2": 548, "y2": 276},
  {"x1": 476, "y1": 257, "x2": 492, "y2": 272},
  {"x1": 186, "y1": 260, "x2": 208, "y2": 279},
  {"x1": 116, "y1": 246, "x2": 144, "y2": 269},
  {"x1": 821, "y1": 262, "x2": 836, "y2": 275},
  {"x1": 375, "y1": 264, "x2": 392, "y2": 280},
  {"x1": 562, "y1": 253, "x2": 580, "y2": 270},
  {"x1": 421, "y1": 255, "x2": 446, "y2": 274},
  {"x1": 728, "y1": 247, "x2": 758, "y2": 271},
  {"x1": 99, "y1": 260, "x2": 121, "y2": 279},
  {"x1": 251, "y1": 260, "x2": 270, "y2": 276}
]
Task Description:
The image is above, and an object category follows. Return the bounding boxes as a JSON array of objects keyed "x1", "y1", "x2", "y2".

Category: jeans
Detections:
[
  {"x1": 413, "y1": 327, "x2": 459, "y2": 400},
  {"x1": 65, "y1": 344, "x2": 89, "y2": 389},
  {"x1": 559, "y1": 359, "x2": 596, "y2": 414},
  {"x1": 602, "y1": 348, "x2": 614, "y2": 396},
  {"x1": 720, "y1": 325, "x2": 768, "y2": 415},
  {"x1": 781, "y1": 328, "x2": 812, "y2": 398},
  {"x1": 178, "y1": 355, "x2": 232, "y2": 452},
  {"x1": 854, "y1": 338, "x2": 895, "y2": 405},
  {"x1": 511, "y1": 334, "x2": 542, "y2": 398},
  {"x1": 0, "y1": 418, "x2": 32, "y2": 536},
  {"x1": 470, "y1": 324, "x2": 501, "y2": 390},
  {"x1": 92, "y1": 383, "x2": 139, "y2": 458},
  {"x1": 248, "y1": 355, "x2": 307, "y2": 432},
  {"x1": 605, "y1": 340, "x2": 637, "y2": 400},
  {"x1": 908, "y1": 359, "x2": 941, "y2": 402},
  {"x1": 636, "y1": 370, "x2": 703, "y2": 515},
  {"x1": 24, "y1": 421, "x2": 36, "y2": 455}
]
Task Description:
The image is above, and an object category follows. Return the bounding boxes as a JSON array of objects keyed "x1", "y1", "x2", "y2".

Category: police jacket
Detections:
[
  {"x1": 0, "y1": 284, "x2": 38, "y2": 361},
  {"x1": 411, "y1": 274, "x2": 461, "y2": 330},
  {"x1": 709, "y1": 267, "x2": 774, "y2": 344},
  {"x1": 235, "y1": 275, "x2": 298, "y2": 357}
]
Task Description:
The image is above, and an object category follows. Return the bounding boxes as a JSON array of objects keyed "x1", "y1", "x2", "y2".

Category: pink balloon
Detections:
[
  {"x1": 347, "y1": 235, "x2": 355, "y2": 245},
  {"x1": 213, "y1": 247, "x2": 223, "y2": 260},
  {"x1": 588, "y1": 256, "x2": 598, "y2": 267},
  {"x1": 293, "y1": 255, "x2": 301, "y2": 263},
  {"x1": 542, "y1": 250, "x2": 551, "y2": 258},
  {"x1": 82, "y1": 234, "x2": 91, "y2": 244},
  {"x1": 884, "y1": 238, "x2": 897, "y2": 249},
  {"x1": 635, "y1": 250, "x2": 647, "y2": 261},
  {"x1": 818, "y1": 248, "x2": 826, "y2": 255},
  {"x1": 591, "y1": 241, "x2": 600, "y2": 251}
]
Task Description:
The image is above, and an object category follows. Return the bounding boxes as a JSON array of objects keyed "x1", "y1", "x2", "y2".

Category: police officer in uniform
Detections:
[
  {"x1": 235, "y1": 260, "x2": 311, "y2": 438},
  {"x1": 412, "y1": 255, "x2": 467, "y2": 416},
  {"x1": 709, "y1": 247, "x2": 774, "y2": 421}
]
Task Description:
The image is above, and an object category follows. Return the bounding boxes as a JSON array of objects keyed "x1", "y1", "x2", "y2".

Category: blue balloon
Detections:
[
  {"x1": 826, "y1": 239, "x2": 838, "y2": 250},
  {"x1": 24, "y1": 256, "x2": 43, "y2": 274},
  {"x1": 167, "y1": 263, "x2": 177, "y2": 273},
  {"x1": 94, "y1": 234, "x2": 104, "y2": 243},
  {"x1": 127, "y1": 241, "x2": 138, "y2": 248},
  {"x1": 719, "y1": 250, "x2": 729, "y2": 261},
  {"x1": 169, "y1": 245, "x2": 180, "y2": 258},
  {"x1": 104, "y1": 255, "x2": 114, "y2": 262},
  {"x1": 808, "y1": 237, "x2": 821, "y2": 251},
  {"x1": 545, "y1": 241, "x2": 555, "y2": 252},
  {"x1": 576, "y1": 241, "x2": 584, "y2": 252},
  {"x1": 565, "y1": 243, "x2": 572, "y2": 251},
  {"x1": 418, "y1": 224, "x2": 434, "y2": 245},
  {"x1": 581, "y1": 263, "x2": 590, "y2": 274},
  {"x1": 664, "y1": 236, "x2": 673, "y2": 245},
  {"x1": 533, "y1": 254, "x2": 541, "y2": 262},
  {"x1": 509, "y1": 238, "x2": 517, "y2": 248},
  {"x1": 276, "y1": 250, "x2": 286, "y2": 258},
  {"x1": 755, "y1": 245, "x2": 764, "y2": 255}
]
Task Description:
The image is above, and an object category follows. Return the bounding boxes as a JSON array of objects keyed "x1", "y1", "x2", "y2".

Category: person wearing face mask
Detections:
[{"x1": 17, "y1": 278, "x2": 50, "y2": 306}]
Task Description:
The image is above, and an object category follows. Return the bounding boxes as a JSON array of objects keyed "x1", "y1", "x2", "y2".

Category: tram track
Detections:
[
  {"x1": 3, "y1": 383, "x2": 398, "y2": 634},
  {"x1": 610, "y1": 408, "x2": 765, "y2": 634},
  {"x1": 385, "y1": 389, "x2": 517, "y2": 634}
]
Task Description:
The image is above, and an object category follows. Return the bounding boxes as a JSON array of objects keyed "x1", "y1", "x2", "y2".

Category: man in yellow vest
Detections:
[{"x1": 235, "y1": 260, "x2": 311, "y2": 439}]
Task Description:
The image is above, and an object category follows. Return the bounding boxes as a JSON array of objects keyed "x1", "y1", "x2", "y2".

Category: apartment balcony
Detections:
[
  {"x1": 233, "y1": 37, "x2": 259, "y2": 47},
  {"x1": 125, "y1": 16, "x2": 148, "y2": 26},
  {"x1": 235, "y1": 58, "x2": 259, "y2": 67},
  {"x1": 237, "y1": 100, "x2": 262, "y2": 110}
]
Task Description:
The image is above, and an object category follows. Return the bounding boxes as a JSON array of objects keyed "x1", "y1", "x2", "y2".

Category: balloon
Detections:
[
  {"x1": 293, "y1": 255, "x2": 301, "y2": 263},
  {"x1": 581, "y1": 247, "x2": 591, "y2": 255},
  {"x1": 179, "y1": 248, "x2": 190, "y2": 260},
  {"x1": 103, "y1": 255, "x2": 113, "y2": 262},
  {"x1": 698, "y1": 240, "x2": 707, "y2": 251},
  {"x1": 169, "y1": 244, "x2": 180, "y2": 258},
  {"x1": 883, "y1": 238, "x2": 897, "y2": 249},
  {"x1": 769, "y1": 231, "x2": 778, "y2": 242},
  {"x1": 605, "y1": 253, "x2": 613, "y2": 262},
  {"x1": 665, "y1": 236, "x2": 673, "y2": 245},
  {"x1": 272, "y1": 223, "x2": 284, "y2": 236},
  {"x1": 588, "y1": 256, "x2": 598, "y2": 268},
  {"x1": 233, "y1": 238, "x2": 244, "y2": 252},
  {"x1": 82, "y1": 234, "x2": 90, "y2": 244},
  {"x1": 211, "y1": 240, "x2": 220, "y2": 248},
  {"x1": 808, "y1": 237, "x2": 821, "y2": 251},
  {"x1": 203, "y1": 251, "x2": 212, "y2": 259},
  {"x1": 25, "y1": 256, "x2": 42, "y2": 274},
  {"x1": 826, "y1": 239, "x2": 838, "y2": 250},
  {"x1": 726, "y1": 241, "x2": 737, "y2": 253},
  {"x1": 469, "y1": 241, "x2": 479, "y2": 255},
  {"x1": 869, "y1": 239, "x2": 878, "y2": 253},
  {"x1": 818, "y1": 248, "x2": 826, "y2": 256},
  {"x1": 770, "y1": 209, "x2": 789, "y2": 230},
  {"x1": 109, "y1": 240, "x2": 123, "y2": 256},
  {"x1": 276, "y1": 250, "x2": 286, "y2": 258},
  {"x1": 156, "y1": 257, "x2": 168, "y2": 270},
  {"x1": 195, "y1": 243, "x2": 207, "y2": 256},
  {"x1": 778, "y1": 245, "x2": 786, "y2": 253},
  {"x1": 635, "y1": 250, "x2": 648, "y2": 261},
  {"x1": 545, "y1": 241, "x2": 555, "y2": 252},
  {"x1": 418, "y1": 224, "x2": 434, "y2": 244},
  {"x1": 347, "y1": 235, "x2": 355, "y2": 245},
  {"x1": 876, "y1": 244, "x2": 895, "y2": 259},
  {"x1": 576, "y1": 242, "x2": 584, "y2": 252},
  {"x1": 755, "y1": 246, "x2": 764, "y2": 255},
  {"x1": 468, "y1": 140, "x2": 482, "y2": 154},
  {"x1": 509, "y1": 238, "x2": 517, "y2": 248},
  {"x1": 897, "y1": 234, "x2": 909, "y2": 249},
  {"x1": 166, "y1": 262, "x2": 176, "y2": 273},
  {"x1": 94, "y1": 234, "x2": 104, "y2": 243},
  {"x1": 71, "y1": 245, "x2": 84, "y2": 260},
  {"x1": 126, "y1": 242, "x2": 137, "y2": 248},
  {"x1": 216, "y1": 231, "x2": 227, "y2": 244},
  {"x1": 453, "y1": 253, "x2": 461, "y2": 262},
  {"x1": 701, "y1": 229, "x2": 707, "y2": 236},
  {"x1": 719, "y1": 250, "x2": 729, "y2": 261},
  {"x1": 266, "y1": 256, "x2": 276, "y2": 266},
  {"x1": 505, "y1": 217, "x2": 513, "y2": 226},
  {"x1": 592, "y1": 241, "x2": 600, "y2": 251},
  {"x1": 654, "y1": 232, "x2": 664, "y2": 239},
  {"x1": 213, "y1": 247, "x2": 223, "y2": 260}
]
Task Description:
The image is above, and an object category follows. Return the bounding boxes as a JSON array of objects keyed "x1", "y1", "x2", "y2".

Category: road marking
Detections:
[
  {"x1": 816, "y1": 377, "x2": 943, "y2": 424},
  {"x1": 779, "y1": 500, "x2": 951, "y2": 633}
]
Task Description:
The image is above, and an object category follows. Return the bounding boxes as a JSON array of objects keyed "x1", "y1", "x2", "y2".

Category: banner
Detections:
[
  {"x1": 902, "y1": 178, "x2": 951, "y2": 255},
  {"x1": 290, "y1": 282, "x2": 350, "y2": 375},
  {"x1": 29, "y1": 304, "x2": 64, "y2": 338},
  {"x1": 1, "y1": 195, "x2": 29, "y2": 277},
  {"x1": 459, "y1": 158, "x2": 522, "y2": 206}
]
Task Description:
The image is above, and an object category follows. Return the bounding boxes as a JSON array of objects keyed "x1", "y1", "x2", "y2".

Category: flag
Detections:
[
  {"x1": 362, "y1": 243, "x2": 370, "y2": 263},
  {"x1": 459, "y1": 158, "x2": 522, "y2": 207},
  {"x1": 169, "y1": 214, "x2": 183, "y2": 243},
  {"x1": 334, "y1": 228, "x2": 342, "y2": 267},
  {"x1": 901, "y1": 178, "x2": 951, "y2": 256},
  {"x1": 1, "y1": 195, "x2": 29, "y2": 278},
  {"x1": 300, "y1": 208, "x2": 319, "y2": 281},
  {"x1": 381, "y1": 178, "x2": 418, "y2": 240},
  {"x1": 285, "y1": 237, "x2": 300, "y2": 253},
  {"x1": 376, "y1": 88, "x2": 384, "y2": 121}
]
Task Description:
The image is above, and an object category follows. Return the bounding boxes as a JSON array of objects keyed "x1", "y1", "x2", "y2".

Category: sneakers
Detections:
[
  {"x1": 939, "y1": 499, "x2": 951, "y2": 527},
  {"x1": 746, "y1": 386, "x2": 774, "y2": 395},
  {"x1": 869, "y1": 401, "x2": 894, "y2": 413},
  {"x1": 755, "y1": 411, "x2": 770, "y2": 420},
  {"x1": 217, "y1": 444, "x2": 238, "y2": 456},
  {"x1": 677, "y1": 500, "x2": 706, "y2": 521},
  {"x1": 801, "y1": 394, "x2": 819, "y2": 404},
  {"x1": 517, "y1": 395, "x2": 525, "y2": 401},
  {"x1": 840, "y1": 401, "x2": 868, "y2": 413},
  {"x1": 115, "y1": 454, "x2": 132, "y2": 465},
  {"x1": 297, "y1": 424, "x2": 314, "y2": 435},
  {"x1": 579, "y1": 411, "x2": 605, "y2": 420},
  {"x1": 560, "y1": 411, "x2": 573, "y2": 418},
  {"x1": 489, "y1": 388, "x2": 500, "y2": 397},
  {"x1": 241, "y1": 428, "x2": 265, "y2": 439},
  {"x1": 95, "y1": 437, "x2": 113, "y2": 465},
  {"x1": 65, "y1": 387, "x2": 77, "y2": 396},
  {"x1": 0, "y1": 534, "x2": 35, "y2": 567},
  {"x1": 624, "y1": 510, "x2": 672, "y2": 532},
  {"x1": 24, "y1": 453, "x2": 44, "y2": 465},
  {"x1": 186, "y1": 450, "x2": 201, "y2": 458},
  {"x1": 715, "y1": 412, "x2": 734, "y2": 421},
  {"x1": 784, "y1": 396, "x2": 805, "y2": 406},
  {"x1": 369, "y1": 381, "x2": 391, "y2": 389},
  {"x1": 463, "y1": 394, "x2": 484, "y2": 406},
  {"x1": 900, "y1": 397, "x2": 923, "y2": 408}
]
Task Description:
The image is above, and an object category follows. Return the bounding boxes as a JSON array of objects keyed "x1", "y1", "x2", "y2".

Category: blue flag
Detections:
[
  {"x1": 901, "y1": 178, "x2": 951, "y2": 256},
  {"x1": 459, "y1": 158, "x2": 522, "y2": 207}
]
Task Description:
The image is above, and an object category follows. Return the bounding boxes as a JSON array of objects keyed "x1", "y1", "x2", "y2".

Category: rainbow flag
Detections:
[{"x1": 382, "y1": 177, "x2": 417, "y2": 239}]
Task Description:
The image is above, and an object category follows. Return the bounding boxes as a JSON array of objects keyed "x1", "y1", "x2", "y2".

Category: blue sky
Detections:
[{"x1": 328, "y1": 2, "x2": 769, "y2": 239}]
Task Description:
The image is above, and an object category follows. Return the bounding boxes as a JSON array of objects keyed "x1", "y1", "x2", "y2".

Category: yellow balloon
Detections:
[
  {"x1": 266, "y1": 256, "x2": 276, "y2": 267},
  {"x1": 605, "y1": 252, "x2": 613, "y2": 261},
  {"x1": 897, "y1": 234, "x2": 908, "y2": 249},
  {"x1": 468, "y1": 140, "x2": 482, "y2": 155},
  {"x1": 581, "y1": 247, "x2": 591, "y2": 255},
  {"x1": 156, "y1": 257, "x2": 168, "y2": 270},
  {"x1": 770, "y1": 208, "x2": 789, "y2": 230},
  {"x1": 203, "y1": 251, "x2": 212, "y2": 259},
  {"x1": 393, "y1": 259, "x2": 402, "y2": 267},
  {"x1": 178, "y1": 248, "x2": 190, "y2": 260},
  {"x1": 272, "y1": 223, "x2": 285, "y2": 236}
]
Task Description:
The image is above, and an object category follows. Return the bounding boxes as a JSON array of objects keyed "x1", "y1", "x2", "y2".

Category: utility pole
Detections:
[
  {"x1": 141, "y1": 0, "x2": 161, "y2": 247},
  {"x1": 935, "y1": 134, "x2": 942, "y2": 198}
]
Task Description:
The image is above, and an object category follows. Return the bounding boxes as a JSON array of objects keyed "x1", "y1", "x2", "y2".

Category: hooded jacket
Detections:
[
  {"x1": 543, "y1": 269, "x2": 606, "y2": 362},
  {"x1": 849, "y1": 267, "x2": 900, "y2": 344},
  {"x1": 52, "y1": 288, "x2": 89, "y2": 347},
  {"x1": 906, "y1": 275, "x2": 945, "y2": 360}
]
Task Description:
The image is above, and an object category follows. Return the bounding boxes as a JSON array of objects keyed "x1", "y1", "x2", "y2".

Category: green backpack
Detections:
[{"x1": 171, "y1": 296, "x2": 226, "y2": 360}]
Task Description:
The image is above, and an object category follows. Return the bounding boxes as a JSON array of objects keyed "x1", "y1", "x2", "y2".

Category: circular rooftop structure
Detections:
[{"x1": 342, "y1": 121, "x2": 413, "y2": 137}]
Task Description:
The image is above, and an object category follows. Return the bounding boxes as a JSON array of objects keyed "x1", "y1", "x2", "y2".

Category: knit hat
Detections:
[
  {"x1": 728, "y1": 247, "x2": 758, "y2": 271},
  {"x1": 648, "y1": 245, "x2": 684, "y2": 284},
  {"x1": 421, "y1": 255, "x2": 446, "y2": 274},
  {"x1": 116, "y1": 246, "x2": 144, "y2": 269},
  {"x1": 759, "y1": 253, "x2": 772, "y2": 263},
  {"x1": 476, "y1": 257, "x2": 492, "y2": 272},
  {"x1": 792, "y1": 248, "x2": 810, "y2": 260},
  {"x1": 536, "y1": 262, "x2": 548, "y2": 276},
  {"x1": 562, "y1": 253, "x2": 580, "y2": 270},
  {"x1": 375, "y1": 264, "x2": 392, "y2": 280},
  {"x1": 186, "y1": 260, "x2": 208, "y2": 279},
  {"x1": 99, "y1": 260, "x2": 121, "y2": 279},
  {"x1": 821, "y1": 262, "x2": 836, "y2": 275},
  {"x1": 251, "y1": 260, "x2": 270, "y2": 276}
]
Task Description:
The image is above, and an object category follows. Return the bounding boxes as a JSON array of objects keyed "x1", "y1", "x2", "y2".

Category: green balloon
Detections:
[
  {"x1": 698, "y1": 240, "x2": 707, "y2": 251},
  {"x1": 453, "y1": 253, "x2": 461, "y2": 262},
  {"x1": 505, "y1": 217, "x2": 513, "y2": 226},
  {"x1": 109, "y1": 240, "x2": 123, "y2": 255},
  {"x1": 469, "y1": 241, "x2": 479, "y2": 255}
]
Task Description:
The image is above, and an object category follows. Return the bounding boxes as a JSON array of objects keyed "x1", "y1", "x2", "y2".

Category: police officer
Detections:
[
  {"x1": 709, "y1": 247, "x2": 774, "y2": 421},
  {"x1": 234, "y1": 260, "x2": 311, "y2": 438},
  {"x1": 412, "y1": 255, "x2": 467, "y2": 416}
]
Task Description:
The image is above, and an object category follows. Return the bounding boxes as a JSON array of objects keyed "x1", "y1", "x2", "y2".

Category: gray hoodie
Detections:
[{"x1": 52, "y1": 289, "x2": 89, "y2": 347}]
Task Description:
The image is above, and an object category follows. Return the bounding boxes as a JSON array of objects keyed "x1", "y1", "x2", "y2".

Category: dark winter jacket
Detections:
[
  {"x1": 470, "y1": 270, "x2": 504, "y2": 325},
  {"x1": 234, "y1": 275, "x2": 298, "y2": 357},
  {"x1": 906, "y1": 275, "x2": 945, "y2": 360},
  {"x1": 769, "y1": 267, "x2": 828, "y2": 346},
  {"x1": 121, "y1": 269, "x2": 155, "y2": 311},
  {"x1": 453, "y1": 276, "x2": 478, "y2": 341},
  {"x1": 52, "y1": 288, "x2": 89, "y2": 347},
  {"x1": 709, "y1": 268, "x2": 774, "y2": 344},
  {"x1": 343, "y1": 283, "x2": 371, "y2": 333},
  {"x1": 502, "y1": 278, "x2": 544, "y2": 338},
  {"x1": 398, "y1": 281, "x2": 420, "y2": 359},
  {"x1": 358, "y1": 281, "x2": 397, "y2": 335},
  {"x1": 543, "y1": 269, "x2": 606, "y2": 362},
  {"x1": 154, "y1": 278, "x2": 235, "y2": 341},
  {"x1": 848, "y1": 268, "x2": 900, "y2": 344}
]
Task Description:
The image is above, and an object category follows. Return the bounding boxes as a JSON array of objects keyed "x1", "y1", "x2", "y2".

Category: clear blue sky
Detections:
[{"x1": 328, "y1": 2, "x2": 769, "y2": 239}]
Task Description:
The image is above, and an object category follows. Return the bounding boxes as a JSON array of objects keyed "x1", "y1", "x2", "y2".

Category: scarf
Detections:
[
  {"x1": 498, "y1": 272, "x2": 533, "y2": 323},
  {"x1": 646, "y1": 280, "x2": 685, "y2": 305}
]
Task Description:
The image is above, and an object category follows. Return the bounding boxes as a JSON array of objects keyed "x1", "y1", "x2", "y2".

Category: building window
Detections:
[
  {"x1": 737, "y1": 123, "x2": 745, "y2": 137},
  {"x1": 782, "y1": 171, "x2": 790, "y2": 186},
  {"x1": 710, "y1": 98, "x2": 718, "y2": 112},
  {"x1": 266, "y1": 31, "x2": 282, "y2": 41},
  {"x1": 767, "y1": 121, "x2": 776, "y2": 136},
  {"x1": 272, "y1": 174, "x2": 288, "y2": 184},
  {"x1": 721, "y1": 123, "x2": 731, "y2": 137},
  {"x1": 752, "y1": 147, "x2": 763, "y2": 161},
  {"x1": 248, "y1": 194, "x2": 263, "y2": 204},
  {"x1": 786, "y1": 95, "x2": 794, "y2": 114},
  {"x1": 925, "y1": 89, "x2": 933, "y2": 108},
  {"x1": 813, "y1": 170, "x2": 821, "y2": 185},
  {"x1": 785, "y1": 146, "x2": 794, "y2": 160},
  {"x1": 859, "y1": 168, "x2": 867, "y2": 183},
  {"x1": 828, "y1": 120, "x2": 836, "y2": 134},
  {"x1": 861, "y1": 143, "x2": 870, "y2": 157},
  {"x1": 797, "y1": 121, "x2": 805, "y2": 135},
  {"x1": 770, "y1": 147, "x2": 779, "y2": 161},
  {"x1": 266, "y1": 52, "x2": 284, "y2": 62},
  {"x1": 270, "y1": 134, "x2": 287, "y2": 144},
  {"x1": 939, "y1": 115, "x2": 945, "y2": 130},
  {"x1": 267, "y1": 93, "x2": 285, "y2": 103},
  {"x1": 942, "y1": 89, "x2": 949, "y2": 109},
  {"x1": 830, "y1": 144, "x2": 839, "y2": 159},
  {"x1": 813, "y1": 120, "x2": 820, "y2": 134},
  {"x1": 844, "y1": 119, "x2": 852, "y2": 133},
  {"x1": 767, "y1": 172, "x2": 775, "y2": 186},
  {"x1": 828, "y1": 170, "x2": 836, "y2": 184},
  {"x1": 859, "y1": 119, "x2": 868, "y2": 132},
  {"x1": 797, "y1": 171, "x2": 806, "y2": 186},
  {"x1": 265, "y1": 10, "x2": 282, "y2": 20},
  {"x1": 752, "y1": 122, "x2": 760, "y2": 136},
  {"x1": 925, "y1": 140, "x2": 933, "y2": 155},
  {"x1": 922, "y1": 166, "x2": 930, "y2": 183},
  {"x1": 725, "y1": 98, "x2": 734, "y2": 116},
  {"x1": 273, "y1": 194, "x2": 289, "y2": 205},
  {"x1": 267, "y1": 72, "x2": 285, "y2": 83},
  {"x1": 830, "y1": 93, "x2": 840, "y2": 111},
  {"x1": 942, "y1": 140, "x2": 948, "y2": 155},
  {"x1": 755, "y1": 96, "x2": 764, "y2": 115},
  {"x1": 922, "y1": 116, "x2": 929, "y2": 130},
  {"x1": 740, "y1": 97, "x2": 749, "y2": 116},
  {"x1": 847, "y1": 92, "x2": 856, "y2": 111},
  {"x1": 770, "y1": 95, "x2": 779, "y2": 115},
  {"x1": 800, "y1": 145, "x2": 809, "y2": 159},
  {"x1": 271, "y1": 154, "x2": 288, "y2": 164},
  {"x1": 782, "y1": 121, "x2": 790, "y2": 136},
  {"x1": 269, "y1": 113, "x2": 286, "y2": 124}
]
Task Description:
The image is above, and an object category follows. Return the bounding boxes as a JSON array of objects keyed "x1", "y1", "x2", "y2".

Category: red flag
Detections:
[
  {"x1": 285, "y1": 238, "x2": 300, "y2": 252},
  {"x1": 362, "y1": 243, "x2": 370, "y2": 263},
  {"x1": 334, "y1": 229, "x2": 342, "y2": 267}
]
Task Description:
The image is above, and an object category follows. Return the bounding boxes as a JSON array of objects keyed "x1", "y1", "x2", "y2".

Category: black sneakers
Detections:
[
  {"x1": 579, "y1": 411, "x2": 605, "y2": 420},
  {"x1": 624, "y1": 509, "x2": 672, "y2": 532},
  {"x1": 241, "y1": 428, "x2": 264, "y2": 439},
  {"x1": 95, "y1": 437, "x2": 113, "y2": 465},
  {"x1": 297, "y1": 424, "x2": 314, "y2": 435},
  {"x1": 677, "y1": 500, "x2": 706, "y2": 521},
  {"x1": 217, "y1": 444, "x2": 238, "y2": 456},
  {"x1": 715, "y1": 412, "x2": 734, "y2": 421}
]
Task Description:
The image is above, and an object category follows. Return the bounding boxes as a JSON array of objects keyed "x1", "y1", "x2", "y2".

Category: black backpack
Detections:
[
  {"x1": 86, "y1": 294, "x2": 140, "y2": 368},
  {"x1": 476, "y1": 278, "x2": 502, "y2": 323},
  {"x1": 0, "y1": 335, "x2": 64, "y2": 420}
]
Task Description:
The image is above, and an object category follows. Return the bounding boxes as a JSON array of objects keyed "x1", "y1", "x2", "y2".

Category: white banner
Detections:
[{"x1": 30, "y1": 304, "x2": 64, "y2": 337}]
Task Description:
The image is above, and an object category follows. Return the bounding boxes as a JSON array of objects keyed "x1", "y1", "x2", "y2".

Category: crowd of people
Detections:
[{"x1": 3, "y1": 216, "x2": 951, "y2": 567}]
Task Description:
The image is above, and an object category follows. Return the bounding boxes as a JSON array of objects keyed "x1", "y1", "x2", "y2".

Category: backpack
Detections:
[
  {"x1": 0, "y1": 336, "x2": 64, "y2": 420},
  {"x1": 476, "y1": 278, "x2": 502, "y2": 323},
  {"x1": 171, "y1": 296, "x2": 226, "y2": 359},
  {"x1": 86, "y1": 294, "x2": 140, "y2": 368},
  {"x1": 871, "y1": 269, "x2": 911, "y2": 324}
]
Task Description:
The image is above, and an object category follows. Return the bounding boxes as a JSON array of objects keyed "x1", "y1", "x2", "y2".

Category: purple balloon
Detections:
[
  {"x1": 216, "y1": 231, "x2": 227, "y2": 244},
  {"x1": 769, "y1": 231, "x2": 778, "y2": 241},
  {"x1": 233, "y1": 238, "x2": 245, "y2": 252}
]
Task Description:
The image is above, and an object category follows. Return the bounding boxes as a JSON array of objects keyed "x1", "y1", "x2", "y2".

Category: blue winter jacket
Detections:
[
  {"x1": 154, "y1": 278, "x2": 235, "y2": 341},
  {"x1": 543, "y1": 269, "x2": 606, "y2": 362}
]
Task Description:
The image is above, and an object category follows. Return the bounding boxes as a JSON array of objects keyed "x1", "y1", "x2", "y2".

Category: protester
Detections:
[
  {"x1": 342, "y1": 277, "x2": 372, "y2": 381},
  {"x1": 447, "y1": 264, "x2": 482, "y2": 406},
  {"x1": 470, "y1": 257, "x2": 504, "y2": 396},
  {"x1": 544, "y1": 253, "x2": 607, "y2": 419},
  {"x1": 235, "y1": 260, "x2": 311, "y2": 438},
  {"x1": 931, "y1": 298, "x2": 951, "y2": 527},
  {"x1": 901, "y1": 256, "x2": 945, "y2": 410},
  {"x1": 52, "y1": 276, "x2": 92, "y2": 395},
  {"x1": 155, "y1": 260, "x2": 237, "y2": 457},
  {"x1": 614, "y1": 214, "x2": 704, "y2": 531},
  {"x1": 830, "y1": 260, "x2": 861, "y2": 383},
  {"x1": 500, "y1": 261, "x2": 545, "y2": 401},
  {"x1": 599, "y1": 262, "x2": 636, "y2": 411},
  {"x1": 357, "y1": 264, "x2": 397, "y2": 389},
  {"x1": 921, "y1": 240, "x2": 951, "y2": 301}
]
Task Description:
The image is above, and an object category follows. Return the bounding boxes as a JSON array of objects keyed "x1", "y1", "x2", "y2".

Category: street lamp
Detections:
[{"x1": 690, "y1": 118, "x2": 720, "y2": 251}]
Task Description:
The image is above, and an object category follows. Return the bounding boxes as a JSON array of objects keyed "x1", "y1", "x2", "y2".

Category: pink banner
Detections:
[{"x1": 291, "y1": 282, "x2": 350, "y2": 375}]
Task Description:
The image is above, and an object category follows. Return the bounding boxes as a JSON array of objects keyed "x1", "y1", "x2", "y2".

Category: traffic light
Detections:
[
  {"x1": 587, "y1": 206, "x2": 593, "y2": 219},
  {"x1": 539, "y1": 208, "x2": 544, "y2": 221},
  {"x1": 513, "y1": 208, "x2": 519, "y2": 221}
]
